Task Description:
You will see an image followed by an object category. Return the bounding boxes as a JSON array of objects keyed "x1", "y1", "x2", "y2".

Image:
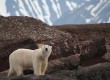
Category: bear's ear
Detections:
[{"x1": 37, "y1": 44, "x2": 44, "y2": 48}]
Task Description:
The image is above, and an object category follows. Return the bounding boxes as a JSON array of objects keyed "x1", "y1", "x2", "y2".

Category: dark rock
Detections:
[
  {"x1": 77, "y1": 62, "x2": 110, "y2": 80},
  {"x1": 56, "y1": 24, "x2": 110, "y2": 61},
  {"x1": 0, "y1": 70, "x2": 8, "y2": 77},
  {"x1": 55, "y1": 24, "x2": 107, "y2": 66},
  {"x1": 47, "y1": 62, "x2": 110, "y2": 80},
  {"x1": 104, "y1": 52, "x2": 110, "y2": 62},
  {"x1": 72, "y1": 37, "x2": 107, "y2": 66},
  {"x1": 46, "y1": 54, "x2": 80, "y2": 73},
  {"x1": 56, "y1": 25, "x2": 107, "y2": 59},
  {"x1": 0, "y1": 74, "x2": 76, "y2": 80},
  {"x1": 1, "y1": 62, "x2": 110, "y2": 80},
  {"x1": 103, "y1": 45, "x2": 110, "y2": 62},
  {"x1": 80, "y1": 37, "x2": 106, "y2": 61}
]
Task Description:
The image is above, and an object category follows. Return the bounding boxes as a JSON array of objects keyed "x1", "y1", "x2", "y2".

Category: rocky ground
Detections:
[{"x1": 0, "y1": 16, "x2": 110, "y2": 80}]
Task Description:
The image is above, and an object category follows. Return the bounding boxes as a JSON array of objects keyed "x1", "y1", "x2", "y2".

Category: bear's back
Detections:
[{"x1": 9, "y1": 49, "x2": 34, "y2": 68}]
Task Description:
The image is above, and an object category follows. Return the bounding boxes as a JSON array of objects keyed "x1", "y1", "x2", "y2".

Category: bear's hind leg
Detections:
[{"x1": 8, "y1": 68, "x2": 15, "y2": 77}]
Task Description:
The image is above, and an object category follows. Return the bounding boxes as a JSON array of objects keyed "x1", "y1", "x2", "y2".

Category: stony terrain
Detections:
[{"x1": 0, "y1": 16, "x2": 110, "y2": 80}]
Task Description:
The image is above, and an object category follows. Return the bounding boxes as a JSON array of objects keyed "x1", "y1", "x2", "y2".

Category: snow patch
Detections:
[
  {"x1": 85, "y1": 0, "x2": 90, "y2": 2},
  {"x1": 66, "y1": 1, "x2": 73, "y2": 11},
  {"x1": 71, "y1": 2, "x2": 77, "y2": 8},
  {"x1": 56, "y1": 0, "x2": 62, "y2": 17},
  {"x1": 66, "y1": 1, "x2": 77, "y2": 11},
  {"x1": 91, "y1": 0, "x2": 103, "y2": 16},
  {"x1": 86, "y1": 5, "x2": 94, "y2": 11},
  {"x1": 98, "y1": 19, "x2": 102, "y2": 23},
  {"x1": 50, "y1": 0, "x2": 60, "y2": 18},
  {"x1": 42, "y1": 0, "x2": 52, "y2": 25},
  {"x1": 35, "y1": 0, "x2": 44, "y2": 22},
  {"x1": 91, "y1": 0, "x2": 109, "y2": 17},
  {"x1": 18, "y1": 1, "x2": 27, "y2": 16},
  {"x1": 0, "y1": 0, "x2": 9, "y2": 16},
  {"x1": 107, "y1": 17, "x2": 110, "y2": 23},
  {"x1": 85, "y1": 18, "x2": 91, "y2": 23}
]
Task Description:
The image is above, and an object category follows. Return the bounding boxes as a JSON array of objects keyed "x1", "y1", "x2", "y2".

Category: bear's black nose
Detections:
[{"x1": 45, "y1": 48, "x2": 48, "y2": 51}]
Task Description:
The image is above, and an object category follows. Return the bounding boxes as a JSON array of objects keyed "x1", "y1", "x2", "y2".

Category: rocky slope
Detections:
[
  {"x1": 0, "y1": 16, "x2": 109, "y2": 80},
  {"x1": 55, "y1": 23, "x2": 110, "y2": 61}
]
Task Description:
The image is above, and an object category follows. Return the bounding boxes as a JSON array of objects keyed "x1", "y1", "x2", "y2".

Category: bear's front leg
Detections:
[
  {"x1": 33, "y1": 59, "x2": 42, "y2": 75},
  {"x1": 41, "y1": 59, "x2": 48, "y2": 75},
  {"x1": 15, "y1": 66, "x2": 24, "y2": 76}
]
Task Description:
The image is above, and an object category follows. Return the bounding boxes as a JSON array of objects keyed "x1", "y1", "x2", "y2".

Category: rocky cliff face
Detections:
[{"x1": 0, "y1": 16, "x2": 109, "y2": 80}]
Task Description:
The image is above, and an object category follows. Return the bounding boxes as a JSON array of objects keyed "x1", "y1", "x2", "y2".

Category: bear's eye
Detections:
[{"x1": 45, "y1": 48, "x2": 48, "y2": 51}]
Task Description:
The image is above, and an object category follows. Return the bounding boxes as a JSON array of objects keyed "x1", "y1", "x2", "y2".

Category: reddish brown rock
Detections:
[
  {"x1": 46, "y1": 54, "x2": 80, "y2": 73},
  {"x1": 80, "y1": 38, "x2": 106, "y2": 60},
  {"x1": 56, "y1": 25, "x2": 108, "y2": 66}
]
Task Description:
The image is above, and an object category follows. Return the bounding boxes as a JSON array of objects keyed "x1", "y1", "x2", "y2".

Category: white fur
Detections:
[{"x1": 8, "y1": 45, "x2": 52, "y2": 77}]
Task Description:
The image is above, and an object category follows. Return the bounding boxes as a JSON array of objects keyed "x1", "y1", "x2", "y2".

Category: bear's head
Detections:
[{"x1": 41, "y1": 45, "x2": 52, "y2": 58}]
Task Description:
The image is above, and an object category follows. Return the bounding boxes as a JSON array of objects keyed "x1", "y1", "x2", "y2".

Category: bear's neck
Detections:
[
  {"x1": 42, "y1": 51, "x2": 49, "y2": 59},
  {"x1": 34, "y1": 49, "x2": 49, "y2": 60}
]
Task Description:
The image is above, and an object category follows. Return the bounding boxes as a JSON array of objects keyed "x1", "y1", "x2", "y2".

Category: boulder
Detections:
[
  {"x1": 77, "y1": 62, "x2": 110, "y2": 80},
  {"x1": 46, "y1": 54, "x2": 80, "y2": 73},
  {"x1": 79, "y1": 38, "x2": 107, "y2": 66}
]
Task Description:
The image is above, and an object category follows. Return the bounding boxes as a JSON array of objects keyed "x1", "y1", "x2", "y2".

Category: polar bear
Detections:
[{"x1": 8, "y1": 45, "x2": 52, "y2": 77}]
